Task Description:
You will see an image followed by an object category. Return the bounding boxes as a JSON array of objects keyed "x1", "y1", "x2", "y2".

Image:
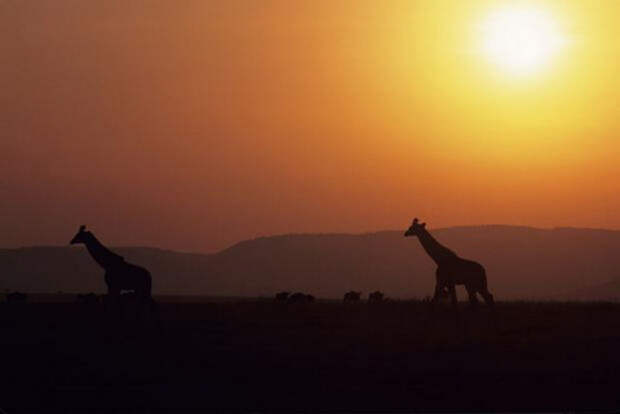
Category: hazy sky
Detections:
[{"x1": 2, "y1": 0, "x2": 619, "y2": 252}]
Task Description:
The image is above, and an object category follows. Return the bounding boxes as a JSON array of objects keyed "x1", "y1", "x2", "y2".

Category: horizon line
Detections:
[{"x1": 3, "y1": 223, "x2": 620, "y2": 255}]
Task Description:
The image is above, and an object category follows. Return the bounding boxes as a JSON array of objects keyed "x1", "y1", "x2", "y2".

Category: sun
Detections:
[{"x1": 481, "y1": 6, "x2": 566, "y2": 76}]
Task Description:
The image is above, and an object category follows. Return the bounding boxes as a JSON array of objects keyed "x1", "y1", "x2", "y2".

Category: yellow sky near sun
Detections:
[{"x1": 1, "y1": 0, "x2": 620, "y2": 251}]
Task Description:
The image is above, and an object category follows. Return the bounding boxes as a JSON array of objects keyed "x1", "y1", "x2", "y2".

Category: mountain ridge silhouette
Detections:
[{"x1": 2, "y1": 225, "x2": 620, "y2": 300}]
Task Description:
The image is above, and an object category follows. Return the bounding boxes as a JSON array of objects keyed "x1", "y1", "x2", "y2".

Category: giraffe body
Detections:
[{"x1": 104, "y1": 262, "x2": 152, "y2": 298}]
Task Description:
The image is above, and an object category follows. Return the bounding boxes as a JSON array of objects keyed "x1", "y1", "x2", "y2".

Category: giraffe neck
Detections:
[
  {"x1": 416, "y1": 229, "x2": 457, "y2": 265},
  {"x1": 82, "y1": 233, "x2": 124, "y2": 270}
]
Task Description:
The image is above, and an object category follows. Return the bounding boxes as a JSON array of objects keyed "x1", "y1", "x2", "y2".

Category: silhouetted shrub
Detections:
[
  {"x1": 288, "y1": 292, "x2": 314, "y2": 304},
  {"x1": 76, "y1": 292, "x2": 100, "y2": 305}
]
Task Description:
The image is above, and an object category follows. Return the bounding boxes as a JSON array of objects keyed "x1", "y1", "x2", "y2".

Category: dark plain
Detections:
[{"x1": 1, "y1": 298, "x2": 620, "y2": 412}]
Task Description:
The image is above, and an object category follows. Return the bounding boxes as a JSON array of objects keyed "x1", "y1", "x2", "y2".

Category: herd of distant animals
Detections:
[
  {"x1": 3, "y1": 218, "x2": 494, "y2": 311},
  {"x1": 272, "y1": 290, "x2": 384, "y2": 304}
]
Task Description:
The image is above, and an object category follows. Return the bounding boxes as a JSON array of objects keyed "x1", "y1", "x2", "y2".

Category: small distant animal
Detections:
[
  {"x1": 76, "y1": 292, "x2": 99, "y2": 305},
  {"x1": 368, "y1": 291, "x2": 385, "y2": 303},
  {"x1": 343, "y1": 291, "x2": 361, "y2": 302},
  {"x1": 275, "y1": 291, "x2": 291, "y2": 302},
  {"x1": 6, "y1": 291, "x2": 27, "y2": 304},
  {"x1": 288, "y1": 292, "x2": 314, "y2": 304},
  {"x1": 404, "y1": 218, "x2": 494, "y2": 308}
]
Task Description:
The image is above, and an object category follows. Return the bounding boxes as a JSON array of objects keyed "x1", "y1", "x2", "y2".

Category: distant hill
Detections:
[
  {"x1": 558, "y1": 280, "x2": 620, "y2": 301},
  {"x1": 1, "y1": 226, "x2": 619, "y2": 300}
]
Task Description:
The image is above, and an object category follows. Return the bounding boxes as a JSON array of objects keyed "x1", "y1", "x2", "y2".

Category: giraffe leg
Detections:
[
  {"x1": 467, "y1": 286, "x2": 479, "y2": 309},
  {"x1": 448, "y1": 284, "x2": 457, "y2": 307},
  {"x1": 135, "y1": 290, "x2": 151, "y2": 326},
  {"x1": 105, "y1": 284, "x2": 122, "y2": 321},
  {"x1": 480, "y1": 288, "x2": 495, "y2": 307},
  {"x1": 105, "y1": 285, "x2": 120, "y2": 308},
  {"x1": 432, "y1": 282, "x2": 445, "y2": 304}
]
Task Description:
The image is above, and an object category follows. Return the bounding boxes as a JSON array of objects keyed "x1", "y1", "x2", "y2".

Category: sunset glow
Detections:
[
  {"x1": 1, "y1": 1, "x2": 619, "y2": 252},
  {"x1": 480, "y1": 6, "x2": 566, "y2": 75},
  {"x1": 4, "y1": 2, "x2": 620, "y2": 410}
]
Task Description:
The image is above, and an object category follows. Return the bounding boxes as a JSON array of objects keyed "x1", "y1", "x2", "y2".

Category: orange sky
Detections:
[{"x1": 2, "y1": 0, "x2": 619, "y2": 252}]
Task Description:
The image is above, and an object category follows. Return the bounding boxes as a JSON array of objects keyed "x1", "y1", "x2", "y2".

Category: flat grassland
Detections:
[{"x1": 1, "y1": 299, "x2": 620, "y2": 411}]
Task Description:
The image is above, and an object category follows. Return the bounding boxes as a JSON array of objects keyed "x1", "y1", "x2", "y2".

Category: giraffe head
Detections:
[
  {"x1": 404, "y1": 218, "x2": 426, "y2": 237},
  {"x1": 70, "y1": 225, "x2": 89, "y2": 245}
]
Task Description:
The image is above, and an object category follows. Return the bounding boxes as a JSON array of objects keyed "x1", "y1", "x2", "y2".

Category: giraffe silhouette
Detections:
[
  {"x1": 404, "y1": 218, "x2": 494, "y2": 307},
  {"x1": 70, "y1": 225, "x2": 159, "y2": 320}
]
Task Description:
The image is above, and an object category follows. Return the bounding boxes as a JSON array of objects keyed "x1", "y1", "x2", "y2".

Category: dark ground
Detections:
[{"x1": 2, "y1": 298, "x2": 620, "y2": 412}]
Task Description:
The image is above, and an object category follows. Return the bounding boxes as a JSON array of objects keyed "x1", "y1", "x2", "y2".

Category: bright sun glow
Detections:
[{"x1": 481, "y1": 6, "x2": 566, "y2": 76}]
